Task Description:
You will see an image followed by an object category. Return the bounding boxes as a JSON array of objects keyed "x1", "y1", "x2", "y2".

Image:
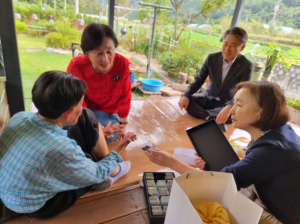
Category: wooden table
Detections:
[
  {"x1": 85, "y1": 97, "x2": 237, "y2": 196},
  {"x1": 6, "y1": 97, "x2": 237, "y2": 224}
]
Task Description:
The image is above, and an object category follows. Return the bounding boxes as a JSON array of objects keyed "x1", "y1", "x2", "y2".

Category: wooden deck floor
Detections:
[
  {"x1": 6, "y1": 97, "x2": 237, "y2": 223},
  {"x1": 6, "y1": 185, "x2": 149, "y2": 224}
]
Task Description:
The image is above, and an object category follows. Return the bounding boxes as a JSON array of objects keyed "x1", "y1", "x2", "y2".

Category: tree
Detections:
[
  {"x1": 137, "y1": 0, "x2": 169, "y2": 22},
  {"x1": 170, "y1": 0, "x2": 183, "y2": 42},
  {"x1": 115, "y1": 0, "x2": 132, "y2": 17},
  {"x1": 294, "y1": 8, "x2": 300, "y2": 28},
  {"x1": 172, "y1": 0, "x2": 236, "y2": 41}
]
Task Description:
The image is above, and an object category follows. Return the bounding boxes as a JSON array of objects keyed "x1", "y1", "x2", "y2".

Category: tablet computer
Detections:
[{"x1": 186, "y1": 119, "x2": 239, "y2": 171}]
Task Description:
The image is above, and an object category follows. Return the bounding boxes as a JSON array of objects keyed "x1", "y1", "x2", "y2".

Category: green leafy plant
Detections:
[
  {"x1": 44, "y1": 22, "x2": 80, "y2": 49},
  {"x1": 167, "y1": 35, "x2": 221, "y2": 77},
  {"x1": 15, "y1": 20, "x2": 28, "y2": 33},
  {"x1": 158, "y1": 47, "x2": 203, "y2": 78},
  {"x1": 45, "y1": 22, "x2": 80, "y2": 49},
  {"x1": 25, "y1": 20, "x2": 58, "y2": 37},
  {"x1": 45, "y1": 32, "x2": 70, "y2": 49},
  {"x1": 171, "y1": 0, "x2": 236, "y2": 41},
  {"x1": 268, "y1": 42, "x2": 290, "y2": 68},
  {"x1": 250, "y1": 19, "x2": 266, "y2": 35},
  {"x1": 30, "y1": 20, "x2": 59, "y2": 33},
  {"x1": 14, "y1": 2, "x2": 77, "y2": 22},
  {"x1": 287, "y1": 97, "x2": 300, "y2": 111},
  {"x1": 263, "y1": 41, "x2": 291, "y2": 78}
]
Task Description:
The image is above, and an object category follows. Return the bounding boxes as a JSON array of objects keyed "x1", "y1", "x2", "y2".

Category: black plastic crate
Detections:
[{"x1": 143, "y1": 172, "x2": 175, "y2": 224}]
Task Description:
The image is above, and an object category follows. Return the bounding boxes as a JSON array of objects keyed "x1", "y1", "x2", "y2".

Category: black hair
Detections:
[
  {"x1": 223, "y1": 27, "x2": 248, "y2": 45},
  {"x1": 81, "y1": 23, "x2": 118, "y2": 54},
  {"x1": 32, "y1": 71, "x2": 87, "y2": 119}
]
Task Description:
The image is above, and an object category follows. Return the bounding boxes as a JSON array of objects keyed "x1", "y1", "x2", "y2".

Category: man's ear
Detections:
[{"x1": 62, "y1": 107, "x2": 75, "y2": 120}]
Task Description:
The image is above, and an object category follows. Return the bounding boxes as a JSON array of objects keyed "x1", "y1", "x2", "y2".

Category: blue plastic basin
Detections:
[{"x1": 141, "y1": 79, "x2": 164, "y2": 92}]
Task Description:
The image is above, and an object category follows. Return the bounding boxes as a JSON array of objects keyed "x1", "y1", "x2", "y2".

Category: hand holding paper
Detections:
[
  {"x1": 173, "y1": 148, "x2": 206, "y2": 170},
  {"x1": 144, "y1": 148, "x2": 175, "y2": 168},
  {"x1": 144, "y1": 148, "x2": 199, "y2": 174}
]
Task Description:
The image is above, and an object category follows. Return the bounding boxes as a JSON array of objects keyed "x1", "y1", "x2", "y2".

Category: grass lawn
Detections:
[{"x1": 18, "y1": 35, "x2": 73, "y2": 111}]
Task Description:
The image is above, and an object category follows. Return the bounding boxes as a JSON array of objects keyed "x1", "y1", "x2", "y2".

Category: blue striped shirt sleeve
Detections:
[{"x1": 51, "y1": 148, "x2": 123, "y2": 189}]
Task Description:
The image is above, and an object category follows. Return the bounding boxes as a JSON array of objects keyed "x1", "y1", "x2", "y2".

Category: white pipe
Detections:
[{"x1": 75, "y1": 0, "x2": 79, "y2": 14}]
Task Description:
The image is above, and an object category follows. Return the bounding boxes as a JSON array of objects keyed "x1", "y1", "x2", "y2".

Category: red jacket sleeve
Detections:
[{"x1": 117, "y1": 60, "x2": 131, "y2": 118}]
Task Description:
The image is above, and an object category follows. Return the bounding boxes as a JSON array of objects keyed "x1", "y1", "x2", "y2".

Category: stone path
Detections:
[{"x1": 117, "y1": 47, "x2": 174, "y2": 84}]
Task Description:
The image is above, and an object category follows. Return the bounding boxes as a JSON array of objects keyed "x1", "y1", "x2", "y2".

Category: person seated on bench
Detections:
[
  {"x1": 0, "y1": 71, "x2": 136, "y2": 218},
  {"x1": 178, "y1": 27, "x2": 254, "y2": 132},
  {"x1": 145, "y1": 81, "x2": 300, "y2": 224},
  {"x1": 67, "y1": 23, "x2": 133, "y2": 143}
]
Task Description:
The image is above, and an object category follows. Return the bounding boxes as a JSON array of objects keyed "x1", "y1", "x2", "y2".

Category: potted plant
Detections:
[
  {"x1": 287, "y1": 96, "x2": 300, "y2": 125},
  {"x1": 262, "y1": 46, "x2": 280, "y2": 81},
  {"x1": 261, "y1": 41, "x2": 291, "y2": 81}
]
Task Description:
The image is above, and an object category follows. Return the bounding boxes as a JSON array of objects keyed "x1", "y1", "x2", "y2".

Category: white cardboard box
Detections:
[{"x1": 165, "y1": 171, "x2": 263, "y2": 224}]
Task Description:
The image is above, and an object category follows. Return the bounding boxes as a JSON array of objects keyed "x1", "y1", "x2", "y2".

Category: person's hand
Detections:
[
  {"x1": 216, "y1": 105, "x2": 231, "y2": 124},
  {"x1": 100, "y1": 123, "x2": 113, "y2": 139},
  {"x1": 101, "y1": 122, "x2": 123, "y2": 140},
  {"x1": 144, "y1": 148, "x2": 174, "y2": 168},
  {"x1": 115, "y1": 132, "x2": 137, "y2": 154},
  {"x1": 115, "y1": 125, "x2": 126, "y2": 141},
  {"x1": 194, "y1": 153, "x2": 206, "y2": 170},
  {"x1": 178, "y1": 96, "x2": 189, "y2": 110}
]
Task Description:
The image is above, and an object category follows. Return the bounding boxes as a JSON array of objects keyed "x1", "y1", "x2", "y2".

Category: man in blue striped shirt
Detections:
[{"x1": 0, "y1": 71, "x2": 135, "y2": 218}]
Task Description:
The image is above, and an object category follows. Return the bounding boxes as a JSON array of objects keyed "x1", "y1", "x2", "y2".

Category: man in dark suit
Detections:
[{"x1": 178, "y1": 27, "x2": 253, "y2": 131}]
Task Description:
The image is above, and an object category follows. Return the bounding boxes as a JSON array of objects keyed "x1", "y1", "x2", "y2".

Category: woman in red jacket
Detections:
[{"x1": 67, "y1": 23, "x2": 132, "y2": 143}]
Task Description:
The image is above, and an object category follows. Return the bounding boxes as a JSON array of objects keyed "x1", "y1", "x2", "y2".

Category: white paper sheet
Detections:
[{"x1": 174, "y1": 148, "x2": 197, "y2": 165}]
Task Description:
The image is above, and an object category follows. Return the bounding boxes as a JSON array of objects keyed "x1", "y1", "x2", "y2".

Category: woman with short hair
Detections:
[
  {"x1": 145, "y1": 81, "x2": 300, "y2": 224},
  {"x1": 67, "y1": 23, "x2": 132, "y2": 143}
]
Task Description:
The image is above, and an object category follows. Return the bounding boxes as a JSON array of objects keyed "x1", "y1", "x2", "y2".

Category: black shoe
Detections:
[
  {"x1": 207, "y1": 116, "x2": 216, "y2": 121},
  {"x1": 218, "y1": 123, "x2": 228, "y2": 132},
  {"x1": 207, "y1": 116, "x2": 228, "y2": 132}
]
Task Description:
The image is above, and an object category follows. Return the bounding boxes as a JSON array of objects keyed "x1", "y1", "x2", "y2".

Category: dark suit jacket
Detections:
[
  {"x1": 222, "y1": 124, "x2": 300, "y2": 224},
  {"x1": 184, "y1": 52, "x2": 254, "y2": 106}
]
